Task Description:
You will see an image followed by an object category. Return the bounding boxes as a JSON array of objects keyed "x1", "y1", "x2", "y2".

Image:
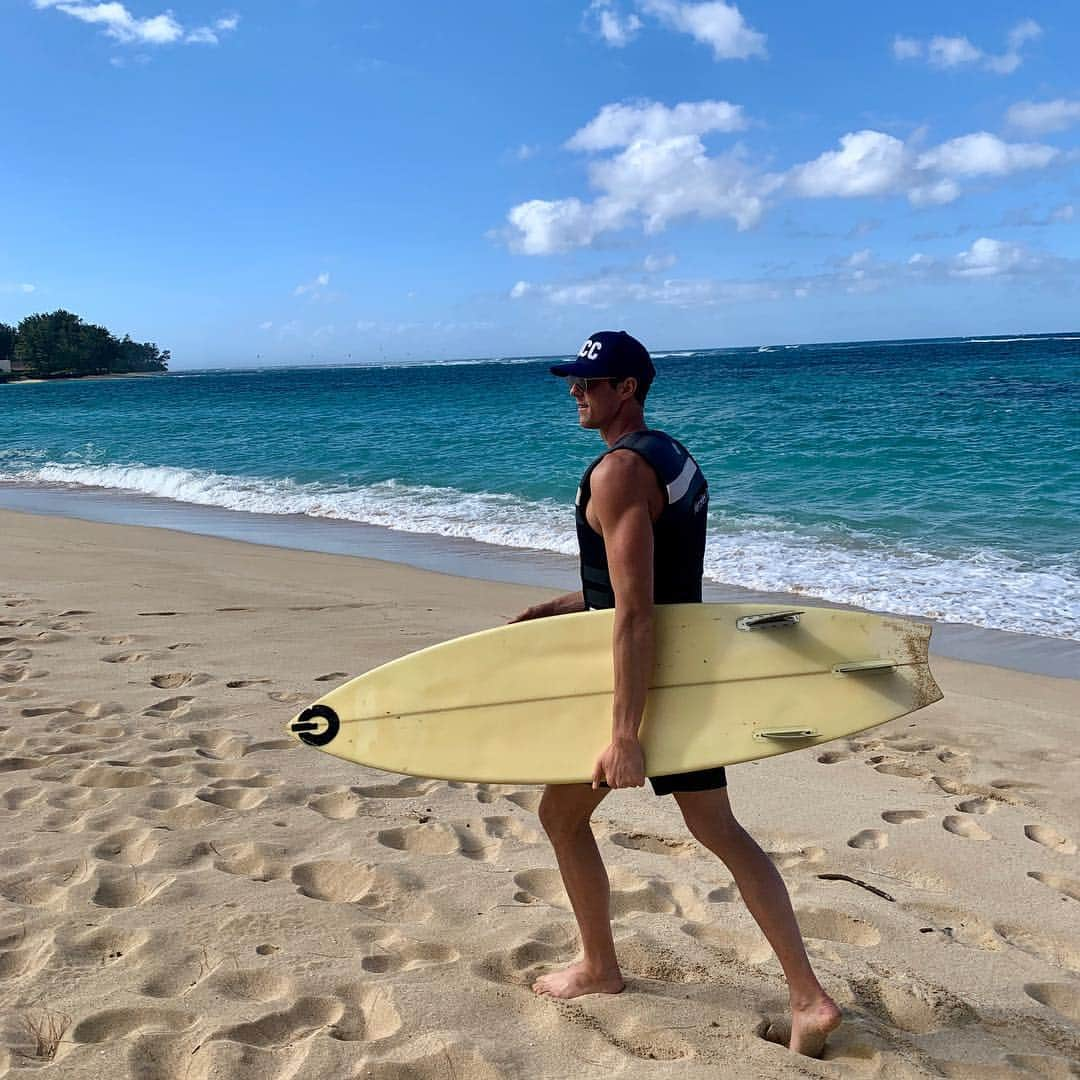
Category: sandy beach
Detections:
[{"x1": 0, "y1": 507, "x2": 1077, "y2": 1079}]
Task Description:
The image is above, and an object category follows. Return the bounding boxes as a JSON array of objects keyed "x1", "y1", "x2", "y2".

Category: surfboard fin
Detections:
[
  {"x1": 754, "y1": 727, "x2": 819, "y2": 741},
  {"x1": 736, "y1": 610, "x2": 804, "y2": 631},
  {"x1": 832, "y1": 660, "x2": 897, "y2": 675}
]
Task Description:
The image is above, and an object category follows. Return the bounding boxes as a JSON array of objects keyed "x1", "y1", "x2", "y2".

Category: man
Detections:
[{"x1": 511, "y1": 330, "x2": 841, "y2": 1057}]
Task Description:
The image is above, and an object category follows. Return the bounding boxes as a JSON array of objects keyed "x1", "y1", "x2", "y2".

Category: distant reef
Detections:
[{"x1": 0, "y1": 310, "x2": 168, "y2": 381}]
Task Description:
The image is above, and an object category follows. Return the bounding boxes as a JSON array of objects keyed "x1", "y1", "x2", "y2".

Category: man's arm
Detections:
[
  {"x1": 509, "y1": 591, "x2": 585, "y2": 623},
  {"x1": 587, "y1": 451, "x2": 657, "y2": 789}
]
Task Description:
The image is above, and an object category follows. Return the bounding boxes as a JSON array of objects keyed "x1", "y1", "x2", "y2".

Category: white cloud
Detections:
[
  {"x1": 916, "y1": 132, "x2": 1058, "y2": 176},
  {"x1": 258, "y1": 320, "x2": 273, "y2": 330},
  {"x1": 566, "y1": 99, "x2": 746, "y2": 151},
  {"x1": 506, "y1": 98, "x2": 771, "y2": 254},
  {"x1": 511, "y1": 237, "x2": 1072, "y2": 308},
  {"x1": 927, "y1": 35, "x2": 982, "y2": 68},
  {"x1": 786, "y1": 130, "x2": 908, "y2": 199},
  {"x1": 587, "y1": 1, "x2": 642, "y2": 46},
  {"x1": 786, "y1": 129, "x2": 1058, "y2": 206},
  {"x1": 640, "y1": 0, "x2": 765, "y2": 59},
  {"x1": 1007, "y1": 98, "x2": 1080, "y2": 135},
  {"x1": 514, "y1": 143, "x2": 539, "y2": 161},
  {"x1": 294, "y1": 271, "x2": 331, "y2": 297},
  {"x1": 510, "y1": 273, "x2": 780, "y2": 308},
  {"x1": 891, "y1": 35, "x2": 922, "y2": 61},
  {"x1": 892, "y1": 20, "x2": 1041, "y2": 74},
  {"x1": 0, "y1": 282, "x2": 36, "y2": 294},
  {"x1": 33, "y1": 1, "x2": 238, "y2": 48},
  {"x1": 507, "y1": 197, "x2": 626, "y2": 255},
  {"x1": 643, "y1": 252, "x2": 677, "y2": 271},
  {"x1": 951, "y1": 237, "x2": 1032, "y2": 278}
]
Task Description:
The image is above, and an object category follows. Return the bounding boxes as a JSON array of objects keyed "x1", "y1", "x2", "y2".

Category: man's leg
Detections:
[
  {"x1": 673, "y1": 787, "x2": 841, "y2": 1057},
  {"x1": 532, "y1": 782, "x2": 624, "y2": 999}
]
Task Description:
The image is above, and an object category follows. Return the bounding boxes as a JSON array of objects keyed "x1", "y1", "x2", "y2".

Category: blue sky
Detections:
[{"x1": 2, "y1": 1, "x2": 1078, "y2": 366}]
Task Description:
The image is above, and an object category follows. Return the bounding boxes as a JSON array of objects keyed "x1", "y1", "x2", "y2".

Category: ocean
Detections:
[{"x1": 2, "y1": 334, "x2": 1078, "y2": 643}]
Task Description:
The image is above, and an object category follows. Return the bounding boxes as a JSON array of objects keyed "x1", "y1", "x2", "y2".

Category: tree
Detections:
[
  {"x1": 9, "y1": 310, "x2": 169, "y2": 378},
  {"x1": 0, "y1": 323, "x2": 15, "y2": 373}
]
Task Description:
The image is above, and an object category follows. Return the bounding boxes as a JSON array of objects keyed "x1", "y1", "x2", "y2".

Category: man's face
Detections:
[{"x1": 567, "y1": 376, "x2": 625, "y2": 429}]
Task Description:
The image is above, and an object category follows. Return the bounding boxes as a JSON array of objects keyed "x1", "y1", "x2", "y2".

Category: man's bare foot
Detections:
[
  {"x1": 789, "y1": 994, "x2": 842, "y2": 1057},
  {"x1": 532, "y1": 962, "x2": 625, "y2": 1000}
]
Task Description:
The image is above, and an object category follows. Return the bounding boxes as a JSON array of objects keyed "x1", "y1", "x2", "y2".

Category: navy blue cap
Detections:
[{"x1": 550, "y1": 330, "x2": 655, "y2": 387}]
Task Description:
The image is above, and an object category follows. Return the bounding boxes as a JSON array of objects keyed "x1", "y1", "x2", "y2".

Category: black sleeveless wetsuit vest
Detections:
[{"x1": 576, "y1": 429, "x2": 708, "y2": 611}]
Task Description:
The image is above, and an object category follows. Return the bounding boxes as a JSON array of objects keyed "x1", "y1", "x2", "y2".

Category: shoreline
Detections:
[{"x1": 1, "y1": 486, "x2": 1078, "y2": 680}]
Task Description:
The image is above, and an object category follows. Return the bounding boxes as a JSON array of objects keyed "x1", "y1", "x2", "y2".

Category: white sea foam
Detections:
[{"x1": 3, "y1": 461, "x2": 1077, "y2": 641}]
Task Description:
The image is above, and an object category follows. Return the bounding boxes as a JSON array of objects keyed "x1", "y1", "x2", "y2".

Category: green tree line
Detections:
[{"x1": 0, "y1": 310, "x2": 169, "y2": 380}]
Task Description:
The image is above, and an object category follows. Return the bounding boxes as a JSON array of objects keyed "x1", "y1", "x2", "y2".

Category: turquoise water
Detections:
[{"x1": 2, "y1": 334, "x2": 1078, "y2": 640}]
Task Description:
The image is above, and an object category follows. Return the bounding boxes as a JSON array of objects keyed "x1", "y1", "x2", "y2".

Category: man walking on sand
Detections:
[{"x1": 511, "y1": 330, "x2": 841, "y2": 1057}]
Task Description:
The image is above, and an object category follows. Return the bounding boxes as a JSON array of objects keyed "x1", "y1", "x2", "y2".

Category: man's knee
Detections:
[
  {"x1": 674, "y1": 789, "x2": 743, "y2": 847},
  {"x1": 538, "y1": 787, "x2": 597, "y2": 840}
]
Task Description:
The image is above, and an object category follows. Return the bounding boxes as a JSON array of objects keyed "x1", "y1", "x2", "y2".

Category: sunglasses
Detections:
[{"x1": 564, "y1": 375, "x2": 623, "y2": 393}]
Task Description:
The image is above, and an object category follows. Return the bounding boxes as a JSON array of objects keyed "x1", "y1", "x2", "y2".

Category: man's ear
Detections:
[{"x1": 620, "y1": 376, "x2": 638, "y2": 400}]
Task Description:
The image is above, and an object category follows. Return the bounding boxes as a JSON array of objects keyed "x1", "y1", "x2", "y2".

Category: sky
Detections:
[{"x1": 2, "y1": 1, "x2": 1078, "y2": 367}]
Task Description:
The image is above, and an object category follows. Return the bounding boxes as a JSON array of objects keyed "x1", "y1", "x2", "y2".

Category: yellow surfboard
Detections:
[{"x1": 287, "y1": 604, "x2": 942, "y2": 784}]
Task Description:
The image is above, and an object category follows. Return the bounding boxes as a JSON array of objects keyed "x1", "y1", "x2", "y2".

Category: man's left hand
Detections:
[{"x1": 592, "y1": 736, "x2": 646, "y2": 789}]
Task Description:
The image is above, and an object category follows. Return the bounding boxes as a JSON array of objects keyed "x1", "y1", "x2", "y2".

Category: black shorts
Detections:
[
  {"x1": 649, "y1": 766, "x2": 727, "y2": 796},
  {"x1": 598, "y1": 766, "x2": 728, "y2": 796}
]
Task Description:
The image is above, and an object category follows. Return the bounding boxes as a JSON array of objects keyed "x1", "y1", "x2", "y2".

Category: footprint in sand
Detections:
[
  {"x1": 91, "y1": 867, "x2": 174, "y2": 908},
  {"x1": 378, "y1": 816, "x2": 540, "y2": 861},
  {"x1": 994, "y1": 923, "x2": 1080, "y2": 974},
  {"x1": 874, "y1": 762, "x2": 928, "y2": 778},
  {"x1": 848, "y1": 829, "x2": 889, "y2": 850},
  {"x1": 227, "y1": 678, "x2": 272, "y2": 689},
  {"x1": 314, "y1": 671, "x2": 350, "y2": 682},
  {"x1": 196, "y1": 786, "x2": 267, "y2": 811},
  {"x1": 1024, "y1": 825, "x2": 1077, "y2": 855},
  {"x1": 472, "y1": 924, "x2": 579, "y2": 986},
  {"x1": 796, "y1": 907, "x2": 881, "y2": 947},
  {"x1": 92, "y1": 827, "x2": 159, "y2": 865},
  {"x1": 848, "y1": 971, "x2": 977, "y2": 1034},
  {"x1": 213, "y1": 841, "x2": 293, "y2": 882},
  {"x1": 308, "y1": 789, "x2": 367, "y2": 821},
  {"x1": 102, "y1": 651, "x2": 150, "y2": 664},
  {"x1": 211, "y1": 967, "x2": 294, "y2": 1003},
  {"x1": 150, "y1": 672, "x2": 212, "y2": 689},
  {"x1": 514, "y1": 866, "x2": 704, "y2": 920},
  {"x1": 58, "y1": 925, "x2": 152, "y2": 968},
  {"x1": 956, "y1": 797, "x2": 996, "y2": 815},
  {"x1": 0, "y1": 686, "x2": 37, "y2": 701},
  {"x1": 353, "y1": 928, "x2": 459, "y2": 974},
  {"x1": 0, "y1": 926, "x2": 53, "y2": 979},
  {"x1": 143, "y1": 696, "x2": 194, "y2": 719},
  {"x1": 96, "y1": 634, "x2": 133, "y2": 646},
  {"x1": 1027, "y1": 871, "x2": 1080, "y2": 901},
  {"x1": 210, "y1": 996, "x2": 344, "y2": 1050},
  {"x1": 137, "y1": 611, "x2": 182, "y2": 617},
  {"x1": 942, "y1": 816, "x2": 992, "y2": 841},
  {"x1": 816, "y1": 750, "x2": 852, "y2": 764},
  {"x1": 329, "y1": 983, "x2": 402, "y2": 1043},
  {"x1": 608, "y1": 830, "x2": 698, "y2": 857},
  {"x1": 268, "y1": 690, "x2": 306, "y2": 704},
  {"x1": 71, "y1": 1007, "x2": 196, "y2": 1044},
  {"x1": 291, "y1": 861, "x2": 420, "y2": 908},
  {"x1": 352, "y1": 776, "x2": 442, "y2": 799},
  {"x1": 1024, "y1": 983, "x2": 1080, "y2": 1024},
  {"x1": 881, "y1": 810, "x2": 929, "y2": 825}
]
